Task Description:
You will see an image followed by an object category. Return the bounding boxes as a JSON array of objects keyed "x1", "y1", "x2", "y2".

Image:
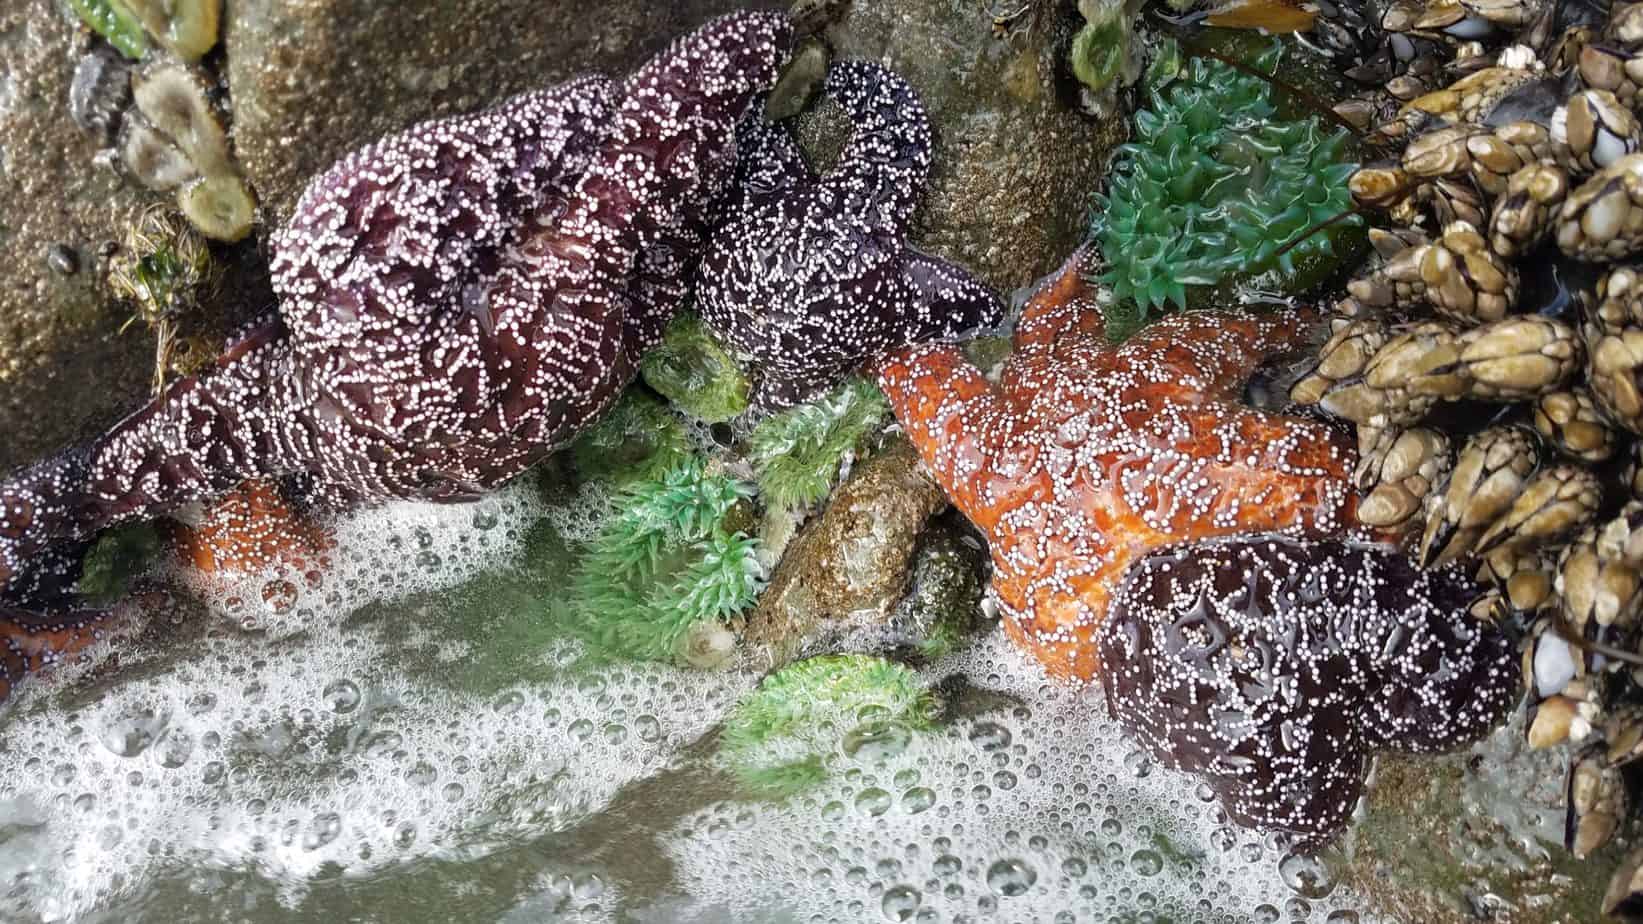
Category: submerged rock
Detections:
[{"x1": 741, "y1": 438, "x2": 950, "y2": 669}]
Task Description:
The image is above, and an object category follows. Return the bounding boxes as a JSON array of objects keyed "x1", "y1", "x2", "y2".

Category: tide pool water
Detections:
[{"x1": 0, "y1": 483, "x2": 1383, "y2": 923}]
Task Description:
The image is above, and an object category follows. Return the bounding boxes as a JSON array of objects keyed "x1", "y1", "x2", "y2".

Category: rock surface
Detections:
[
  {"x1": 0, "y1": 0, "x2": 156, "y2": 472},
  {"x1": 741, "y1": 437, "x2": 950, "y2": 668},
  {"x1": 820, "y1": 0, "x2": 1124, "y2": 291},
  {"x1": 223, "y1": 0, "x2": 787, "y2": 223}
]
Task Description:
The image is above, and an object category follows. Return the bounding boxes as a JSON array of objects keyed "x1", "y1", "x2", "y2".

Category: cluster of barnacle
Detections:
[
  {"x1": 1287, "y1": 1, "x2": 1643, "y2": 911},
  {"x1": 1089, "y1": 38, "x2": 1357, "y2": 338},
  {"x1": 67, "y1": 0, "x2": 256, "y2": 242}
]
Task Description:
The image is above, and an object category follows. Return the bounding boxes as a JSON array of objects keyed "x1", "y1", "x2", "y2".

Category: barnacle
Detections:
[
  {"x1": 719, "y1": 654, "x2": 937, "y2": 797},
  {"x1": 1089, "y1": 39, "x2": 1358, "y2": 337},
  {"x1": 639, "y1": 312, "x2": 750, "y2": 423},
  {"x1": 570, "y1": 457, "x2": 763, "y2": 663},
  {"x1": 745, "y1": 376, "x2": 889, "y2": 512}
]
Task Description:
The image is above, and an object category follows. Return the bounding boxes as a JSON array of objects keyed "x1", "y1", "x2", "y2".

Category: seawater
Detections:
[{"x1": 0, "y1": 481, "x2": 1388, "y2": 923}]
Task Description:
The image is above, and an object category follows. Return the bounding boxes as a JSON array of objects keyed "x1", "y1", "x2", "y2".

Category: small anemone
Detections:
[
  {"x1": 720, "y1": 654, "x2": 937, "y2": 798},
  {"x1": 639, "y1": 312, "x2": 751, "y2": 424},
  {"x1": 568, "y1": 388, "x2": 692, "y2": 488},
  {"x1": 124, "y1": 0, "x2": 221, "y2": 62},
  {"x1": 570, "y1": 457, "x2": 763, "y2": 663},
  {"x1": 68, "y1": 0, "x2": 149, "y2": 60},
  {"x1": 745, "y1": 376, "x2": 889, "y2": 512},
  {"x1": 1088, "y1": 38, "x2": 1359, "y2": 339}
]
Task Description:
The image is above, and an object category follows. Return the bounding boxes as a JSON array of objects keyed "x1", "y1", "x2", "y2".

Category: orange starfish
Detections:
[
  {"x1": 873, "y1": 245, "x2": 1361, "y2": 682},
  {"x1": 169, "y1": 479, "x2": 331, "y2": 575}
]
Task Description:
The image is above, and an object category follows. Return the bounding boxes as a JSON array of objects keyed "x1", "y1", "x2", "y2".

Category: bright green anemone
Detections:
[
  {"x1": 571, "y1": 457, "x2": 762, "y2": 662},
  {"x1": 1090, "y1": 39, "x2": 1359, "y2": 338},
  {"x1": 745, "y1": 376, "x2": 889, "y2": 513},
  {"x1": 720, "y1": 654, "x2": 937, "y2": 797}
]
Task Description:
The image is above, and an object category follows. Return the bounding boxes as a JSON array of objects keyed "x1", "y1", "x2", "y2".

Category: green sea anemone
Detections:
[
  {"x1": 77, "y1": 522, "x2": 162, "y2": 604},
  {"x1": 639, "y1": 312, "x2": 750, "y2": 423},
  {"x1": 1089, "y1": 38, "x2": 1358, "y2": 338},
  {"x1": 567, "y1": 388, "x2": 691, "y2": 488},
  {"x1": 745, "y1": 376, "x2": 889, "y2": 512},
  {"x1": 68, "y1": 0, "x2": 149, "y2": 60},
  {"x1": 720, "y1": 654, "x2": 937, "y2": 797},
  {"x1": 571, "y1": 457, "x2": 763, "y2": 662}
]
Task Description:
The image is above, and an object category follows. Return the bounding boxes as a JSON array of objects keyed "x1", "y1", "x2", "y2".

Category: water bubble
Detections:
[
  {"x1": 933, "y1": 854, "x2": 963, "y2": 877},
  {"x1": 900, "y1": 787, "x2": 936, "y2": 815},
  {"x1": 1061, "y1": 857, "x2": 1087, "y2": 878},
  {"x1": 1131, "y1": 849, "x2": 1163, "y2": 877},
  {"x1": 323, "y1": 679, "x2": 361, "y2": 713},
  {"x1": 881, "y1": 885, "x2": 922, "y2": 921},
  {"x1": 968, "y1": 722, "x2": 1012, "y2": 752},
  {"x1": 1278, "y1": 853, "x2": 1334, "y2": 899},
  {"x1": 405, "y1": 762, "x2": 438, "y2": 786},
  {"x1": 152, "y1": 729, "x2": 193, "y2": 769},
  {"x1": 100, "y1": 707, "x2": 165, "y2": 758},
  {"x1": 985, "y1": 858, "x2": 1037, "y2": 897},
  {"x1": 855, "y1": 787, "x2": 893, "y2": 816},
  {"x1": 844, "y1": 721, "x2": 912, "y2": 762},
  {"x1": 304, "y1": 812, "x2": 343, "y2": 851}
]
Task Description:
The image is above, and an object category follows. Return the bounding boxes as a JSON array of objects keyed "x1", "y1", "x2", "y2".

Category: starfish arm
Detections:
[
  {"x1": 818, "y1": 60, "x2": 933, "y2": 229},
  {"x1": 874, "y1": 343, "x2": 1011, "y2": 531},
  {"x1": 730, "y1": 117, "x2": 814, "y2": 209},
  {"x1": 1113, "y1": 307, "x2": 1316, "y2": 405},
  {"x1": 1138, "y1": 401, "x2": 1359, "y2": 539},
  {"x1": 896, "y1": 249, "x2": 1008, "y2": 344},
  {"x1": 1012, "y1": 245, "x2": 1106, "y2": 352}
]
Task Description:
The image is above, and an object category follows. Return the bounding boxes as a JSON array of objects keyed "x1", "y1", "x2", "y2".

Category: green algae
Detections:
[
  {"x1": 67, "y1": 0, "x2": 148, "y2": 59},
  {"x1": 1089, "y1": 37, "x2": 1359, "y2": 339},
  {"x1": 720, "y1": 654, "x2": 937, "y2": 798},
  {"x1": 77, "y1": 521, "x2": 163, "y2": 603},
  {"x1": 639, "y1": 312, "x2": 749, "y2": 424},
  {"x1": 745, "y1": 376, "x2": 889, "y2": 513},
  {"x1": 570, "y1": 457, "x2": 762, "y2": 663}
]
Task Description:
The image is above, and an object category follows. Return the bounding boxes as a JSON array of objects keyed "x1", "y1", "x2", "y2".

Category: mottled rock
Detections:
[
  {"x1": 741, "y1": 437, "x2": 949, "y2": 668},
  {"x1": 1325, "y1": 712, "x2": 1620, "y2": 923},
  {"x1": 818, "y1": 0, "x2": 1124, "y2": 290},
  {"x1": 0, "y1": 0, "x2": 156, "y2": 472},
  {"x1": 224, "y1": 0, "x2": 786, "y2": 223}
]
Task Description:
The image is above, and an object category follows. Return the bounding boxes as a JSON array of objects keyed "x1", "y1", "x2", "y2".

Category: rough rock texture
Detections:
[
  {"x1": 0, "y1": 0, "x2": 156, "y2": 473},
  {"x1": 742, "y1": 437, "x2": 949, "y2": 668},
  {"x1": 224, "y1": 0, "x2": 786, "y2": 223},
  {"x1": 1325, "y1": 714, "x2": 1619, "y2": 923},
  {"x1": 820, "y1": 0, "x2": 1123, "y2": 291}
]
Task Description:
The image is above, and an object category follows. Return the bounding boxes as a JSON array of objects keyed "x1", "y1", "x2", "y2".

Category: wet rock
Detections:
[
  {"x1": 1326, "y1": 712, "x2": 1621, "y2": 923},
  {"x1": 818, "y1": 0, "x2": 1125, "y2": 290},
  {"x1": 224, "y1": 0, "x2": 786, "y2": 223},
  {"x1": 741, "y1": 437, "x2": 951, "y2": 669},
  {"x1": 0, "y1": 0, "x2": 156, "y2": 472}
]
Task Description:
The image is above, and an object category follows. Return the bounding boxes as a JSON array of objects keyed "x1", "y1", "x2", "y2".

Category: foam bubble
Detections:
[
  {"x1": 0, "y1": 482, "x2": 749, "y2": 921},
  {"x1": 659, "y1": 632, "x2": 1381, "y2": 923}
]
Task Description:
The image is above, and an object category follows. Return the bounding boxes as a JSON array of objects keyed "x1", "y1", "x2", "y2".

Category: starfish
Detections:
[
  {"x1": 873, "y1": 244, "x2": 1361, "y2": 682},
  {"x1": 1099, "y1": 534, "x2": 1516, "y2": 850},
  {"x1": 695, "y1": 60, "x2": 1005, "y2": 411},
  {"x1": 0, "y1": 12, "x2": 795, "y2": 700}
]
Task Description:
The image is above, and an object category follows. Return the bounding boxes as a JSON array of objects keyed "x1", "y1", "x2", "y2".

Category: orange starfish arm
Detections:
[
  {"x1": 1114, "y1": 308, "x2": 1317, "y2": 406},
  {"x1": 874, "y1": 343, "x2": 1011, "y2": 531},
  {"x1": 1135, "y1": 401, "x2": 1359, "y2": 538},
  {"x1": 1013, "y1": 245, "x2": 1105, "y2": 353}
]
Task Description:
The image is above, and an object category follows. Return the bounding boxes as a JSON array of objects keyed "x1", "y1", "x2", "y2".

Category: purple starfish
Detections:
[
  {"x1": 694, "y1": 59, "x2": 1005, "y2": 410},
  {"x1": 0, "y1": 12, "x2": 795, "y2": 699},
  {"x1": 1098, "y1": 535, "x2": 1518, "y2": 851}
]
